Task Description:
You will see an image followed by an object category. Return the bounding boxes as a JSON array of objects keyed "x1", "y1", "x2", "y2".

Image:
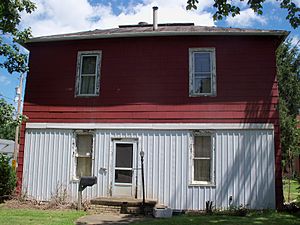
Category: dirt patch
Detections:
[{"x1": 1, "y1": 198, "x2": 77, "y2": 210}]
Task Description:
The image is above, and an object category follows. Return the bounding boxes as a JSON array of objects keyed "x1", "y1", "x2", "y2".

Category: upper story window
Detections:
[
  {"x1": 189, "y1": 48, "x2": 216, "y2": 97},
  {"x1": 75, "y1": 51, "x2": 102, "y2": 97}
]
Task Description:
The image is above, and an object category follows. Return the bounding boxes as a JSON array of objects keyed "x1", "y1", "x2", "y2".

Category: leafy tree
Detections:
[
  {"x1": 276, "y1": 40, "x2": 300, "y2": 201},
  {"x1": 0, "y1": 98, "x2": 21, "y2": 140},
  {"x1": 187, "y1": 0, "x2": 300, "y2": 29},
  {"x1": 277, "y1": 41, "x2": 300, "y2": 117},
  {"x1": 0, "y1": 153, "x2": 16, "y2": 201},
  {"x1": 0, "y1": 0, "x2": 36, "y2": 74},
  {"x1": 0, "y1": 1, "x2": 35, "y2": 144}
]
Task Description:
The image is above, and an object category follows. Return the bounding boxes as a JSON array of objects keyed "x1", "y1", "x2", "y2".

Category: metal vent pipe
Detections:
[{"x1": 153, "y1": 6, "x2": 158, "y2": 30}]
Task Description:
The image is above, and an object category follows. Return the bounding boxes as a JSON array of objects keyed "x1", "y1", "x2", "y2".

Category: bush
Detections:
[
  {"x1": 0, "y1": 153, "x2": 16, "y2": 201},
  {"x1": 214, "y1": 204, "x2": 250, "y2": 216}
]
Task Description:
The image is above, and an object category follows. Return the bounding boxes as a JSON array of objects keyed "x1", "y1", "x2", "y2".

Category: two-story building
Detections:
[{"x1": 18, "y1": 19, "x2": 288, "y2": 210}]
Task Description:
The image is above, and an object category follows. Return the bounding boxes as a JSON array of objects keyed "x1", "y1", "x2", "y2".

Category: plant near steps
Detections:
[
  {"x1": 0, "y1": 153, "x2": 16, "y2": 202},
  {"x1": 205, "y1": 201, "x2": 214, "y2": 214},
  {"x1": 46, "y1": 184, "x2": 70, "y2": 209}
]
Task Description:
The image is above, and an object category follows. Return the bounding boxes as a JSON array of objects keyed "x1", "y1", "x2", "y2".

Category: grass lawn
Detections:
[
  {"x1": 132, "y1": 212, "x2": 300, "y2": 225},
  {"x1": 0, "y1": 207, "x2": 299, "y2": 225},
  {"x1": 283, "y1": 179, "x2": 299, "y2": 202},
  {"x1": 0, "y1": 206, "x2": 86, "y2": 225}
]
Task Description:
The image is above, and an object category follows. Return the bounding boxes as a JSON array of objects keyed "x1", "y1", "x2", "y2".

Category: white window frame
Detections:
[
  {"x1": 189, "y1": 131, "x2": 215, "y2": 186},
  {"x1": 75, "y1": 51, "x2": 102, "y2": 97},
  {"x1": 189, "y1": 48, "x2": 216, "y2": 97},
  {"x1": 72, "y1": 131, "x2": 95, "y2": 181}
]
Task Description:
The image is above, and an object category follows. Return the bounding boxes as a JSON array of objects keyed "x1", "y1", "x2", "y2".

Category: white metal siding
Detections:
[
  {"x1": 22, "y1": 128, "x2": 275, "y2": 209},
  {"x1": 23, "y1": 130, "x2": 73, "y2": 201}
]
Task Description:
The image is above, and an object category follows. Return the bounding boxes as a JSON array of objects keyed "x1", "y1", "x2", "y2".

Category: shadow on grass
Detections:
[
  {"x1": 76, "y1": 214, "x2": 144, "y2": 225},
  {"x1": 131, "y1": 212, "x2": 300, "y2": 225}
]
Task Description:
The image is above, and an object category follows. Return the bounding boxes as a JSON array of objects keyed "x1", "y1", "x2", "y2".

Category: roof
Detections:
[
  {"x1": 27, "y1": 23, "x2": 289, "y2": 44},
  {"x1": 0, "y1": 139, "x2": 15, "y2": 154}
]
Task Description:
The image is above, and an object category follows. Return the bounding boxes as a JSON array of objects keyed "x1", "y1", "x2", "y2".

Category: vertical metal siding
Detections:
[
  {"x1": 23, "y1": 130, "x2": 73, "y2": 201},
  {"x1": 22, "y1": 128, "x2": 275, "y2": 209}
]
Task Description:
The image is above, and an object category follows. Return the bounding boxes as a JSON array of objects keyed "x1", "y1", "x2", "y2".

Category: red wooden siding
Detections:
[
  {"x1": 24, "y1": 36, "x2": 279, "y2": 112},
  {"x1": 18, "y1": 35, "x2": 283, "y2": 208}
]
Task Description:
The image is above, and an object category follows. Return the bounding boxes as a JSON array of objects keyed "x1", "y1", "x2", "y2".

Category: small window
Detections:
[
  {"x1": 75, "y1": 51, "x2": 101, "y2": 96},
  {"x1": 75, "y1": 134, "x2": 93, "y2": 178},
  {"x1": 189, "y1": 48, "x2": 216, "y2": 96},
  {"x1": 192, "y1": 133, "x2": 214, "y2": 185}
]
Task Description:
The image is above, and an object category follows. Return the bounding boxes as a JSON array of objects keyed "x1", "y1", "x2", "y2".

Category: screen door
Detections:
[{"x1": 112, "y1": 140, "x2": 137, "y2": 197}]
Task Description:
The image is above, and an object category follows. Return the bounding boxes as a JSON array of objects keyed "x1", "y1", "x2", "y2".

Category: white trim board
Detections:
[{"x1": 26, "y1": 122, "x2": 274, "y2": 130}]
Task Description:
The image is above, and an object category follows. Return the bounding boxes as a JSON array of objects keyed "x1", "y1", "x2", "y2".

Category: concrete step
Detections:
[{"x1": 89, "y1": 197, "x2": 157, "y2": 215}]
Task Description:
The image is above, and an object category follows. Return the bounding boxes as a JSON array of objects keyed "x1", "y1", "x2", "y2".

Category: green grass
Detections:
[
  {"x1": 0, "y1": 206, "x2": 86, "y2": 225},
  {"x1": 0, "y1": 207, "x2": 299, "y2": 225},
  {"x1": 283, "y1": 179, "x2": 299, "y2": 202},
  {"x1": 132, "y1": 212, "x2": 300, "y2": 225}
]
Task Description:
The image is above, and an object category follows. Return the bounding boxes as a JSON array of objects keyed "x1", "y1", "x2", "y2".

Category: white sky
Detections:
[{"x1": 19, "y1": 0, "x2": 270, "y2": 37}]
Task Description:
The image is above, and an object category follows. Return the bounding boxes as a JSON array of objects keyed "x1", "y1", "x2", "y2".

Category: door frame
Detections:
[{"x1": 110, "y1": 138, "x2": 138, "y2": 198}]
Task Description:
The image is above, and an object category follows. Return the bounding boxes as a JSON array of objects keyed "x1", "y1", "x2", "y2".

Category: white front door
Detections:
[{"x1": 112, "y1": 140, "x2": 137, "y2": 197}]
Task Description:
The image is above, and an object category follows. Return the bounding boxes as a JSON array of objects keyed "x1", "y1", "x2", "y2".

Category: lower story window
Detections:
[
  {"x1": 192, "y1": 133, "x2": 214, "y2": 184},
  {"x1": 75, "y1": 133, "x2": 93, "y2": 178}
]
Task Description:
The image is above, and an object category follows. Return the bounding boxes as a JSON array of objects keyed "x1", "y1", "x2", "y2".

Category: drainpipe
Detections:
[{"x1": 153, "y1": 6, "x2": 158, "y2": 31}]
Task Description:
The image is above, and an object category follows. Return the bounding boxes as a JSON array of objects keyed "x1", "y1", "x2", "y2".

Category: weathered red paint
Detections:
[{"x1": 18, "y1": 35, "x2": 283, "y2": 208}]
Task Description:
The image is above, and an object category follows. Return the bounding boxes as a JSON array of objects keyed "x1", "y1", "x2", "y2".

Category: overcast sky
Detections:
[{"x1": 1, "y1": 0, "x2": 300, "y2": 106}]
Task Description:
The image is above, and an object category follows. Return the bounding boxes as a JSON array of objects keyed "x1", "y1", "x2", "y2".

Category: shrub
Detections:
[
  {"x1": 214, "y1": 204, "x2": 250, "y2": 216},
  {"x1": 0, "y1": 153, "x2": 16, "y2": 201}
]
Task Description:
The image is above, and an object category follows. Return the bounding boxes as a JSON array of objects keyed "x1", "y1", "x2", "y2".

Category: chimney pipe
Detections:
[{"x1": 153, "y1": 6, "x2": 158, "y2": 31}]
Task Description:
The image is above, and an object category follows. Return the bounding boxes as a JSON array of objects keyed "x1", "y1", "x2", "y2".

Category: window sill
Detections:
[
  {"x1": 188, "y1": 182, "x2": 216, "y2": 187},
  {"x1": 189, "y1": 93, "x2": 216, "y2": 97},
  {"x1": 71, "y1": 176, "x2": 94, "y2": 183},
  {"x1": 71, "y1": 177, "x2": 80, "y2": 183},
  {"x1": 76, "y1": 94, "x2": 99, "y2": 98},
  {"x1": 114, "y1": 183, "x2": 133, "y2": 186}
]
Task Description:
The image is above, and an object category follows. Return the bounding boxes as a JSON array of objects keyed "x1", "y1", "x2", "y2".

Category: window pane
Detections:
[
  {"x1": 195, "y1": 136, "x2": 211, "y2": 158},
  {"x1": 194, "y1": 78, "x2": 211, "y2": 94},
  {"x1": 194, "y1": 159, "x2": 210, "y2": 181},
  {"x1": 194, "y1": 52, "x2": 210, "y2": 73},
  {"x1": 81, "y1": 56, "x2": 96, "y2": 74},
  {"x1": 76, "y1": 157, "x2": 92, "y2": 177},
  {"x1": 115, "y1": 144, "x2": 133, "y2": 168},
  {"x1": 76, "y1": 134, "x2": 93, "y2": 155},
  {"x1": 80, "y1": 76, "x2": 95, "y2": 94},
  {"x1": 115, "y1": 170, "x2": 132, "y2": 183}
]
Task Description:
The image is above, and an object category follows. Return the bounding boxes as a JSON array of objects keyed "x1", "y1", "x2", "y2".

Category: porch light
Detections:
[{"x1": 140, "y1": 150, "x2": 145, "y2": 157}]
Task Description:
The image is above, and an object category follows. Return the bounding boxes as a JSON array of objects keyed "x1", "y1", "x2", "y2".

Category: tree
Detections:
[
  {"x1": 0, "y1": 98, "x2": 21, "y2": 140},
  {"x1": 277, "y1": 41, "x2": 300, "y2": 117},
  {"x1": 0, "y1": 153, "x2": 16, "y2": 201},
  {"x1": 276, "y1": 40, "x2": 300, "y2": 202},
  {"x1": 187, "y1": 0, "x2": 300, "y2": 29},
  {"x1": 0, "y1": 0, "x2": 36, "y2": 74}
]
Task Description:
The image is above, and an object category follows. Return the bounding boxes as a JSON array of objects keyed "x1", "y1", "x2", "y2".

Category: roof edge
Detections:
[{"x1": 27, "y1": 30, "x2": 290, "y2": 44}]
